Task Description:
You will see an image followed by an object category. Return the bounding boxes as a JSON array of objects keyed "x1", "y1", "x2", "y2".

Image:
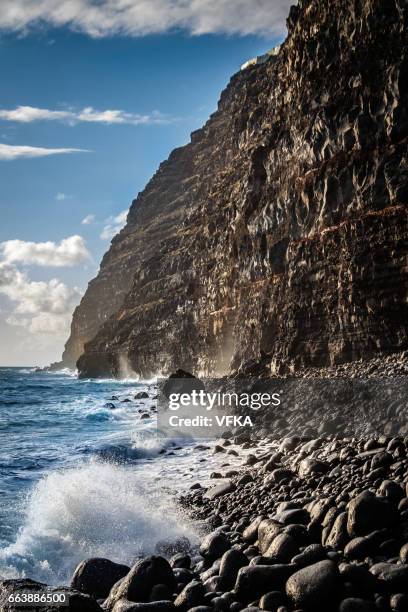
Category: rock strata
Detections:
[{"x1": 57, "y1": 0, "x2": 408, "y2": 379}]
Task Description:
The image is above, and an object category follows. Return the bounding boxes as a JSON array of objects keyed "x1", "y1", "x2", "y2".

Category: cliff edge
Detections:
[{"x1": 60, "y1": 0, "x2": 408, "y2": 378}]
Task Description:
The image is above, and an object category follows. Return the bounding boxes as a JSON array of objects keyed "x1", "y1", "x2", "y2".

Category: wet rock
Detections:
[
  {"x1": 279, "y1": 438, "x2": 300, "y2": 453},
  {"x1": 292, "y1": 544, "x2": 327, "y2": 568},
  {"x1": 134, "y1": 392, "x2": 149, "y2": 399},
  {"x1": 71, "y1": 557, "x2": 130, "y2": 599},
  {"x1": 243, "y1": 516, "x2": 264, "y2": 543},
  {"x1": 149, "y1": 585, "x2": 174, "y2": 601},
  {"x1": 285, "y1": 560, "x2": 342, "y2": 610},
  {"x1": 370, "y1": 563, "x2": 408, "y2": 591},
  {"x1": 347, "y1": 492, "x2": 398, "y2": 536},
  {"x1": 174, "y1": 580, "x2": 206, "y2": 611},
  {"x1": 204, "y1": 482, "x2": 236, "y2": 500},
  {"x1": 258, "y1": 520, "x2": 283, "y2": 554},
  {"x1": 170, "y1": 554, "x2": 191, "y2": 570},
  {"x1": 400, "y1": 543, "x2": 408, "y2": 564},
  {"x1": 338, "y1": 598, "x2": 376, "y2": 612},
  {"x1": 235, "y1": 565, "x2": 294, "y2": 603},
  {"x1": 173, "y1": 569, "x2": 194, "y2": 586},
  {"x1": 377, "y1": 480, "x2": 404, "y2": 503},
  {"x1": 104, "y1": 556, "x2": 174, "y2": 608},
  {"x1": 237, "y1": 473, "x2": 253, "y2": 486},
  {"x1": 371, "y1": 452, "x2": 392, "y2": 471},
  {"x1": 219, "y1": 548, "x2": 248, "y2": 589},
  {"x1": 325, "y1": 512, "x2": 349, "y2": 550},
  {"x1": 390, "y1": 593, "x2": 408, "y2": 611},
  {"x1": 274, "y1": 509, "x2": 309, "y2": 526},
  {"x1": 270, "y1": 469, "x2": 293, "y2": 483},
  {"x1": 298, "y1": 459, "x2": 329, "y2": 478},
  {"x1": 259, "y1": 591, "x2": 286, "y2": 611},
  {"x1": 338, "y1": 563, "x2": 379, "y2": 597},
  {"x1": 200, "y1": 531, "x2": 231, "y2": 559},
  {"x1": 203, "y1": 575, "x2": 223, "y2": 592},
  {"x1": 264, "y1": 533, "x2": 299, "y2": 563},
  {"x1": 344, "y1": 532, "x2": 382, "y2": 560}
]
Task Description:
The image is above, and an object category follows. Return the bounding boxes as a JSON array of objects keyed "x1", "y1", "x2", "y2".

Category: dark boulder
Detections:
[
  {"x1": 235, "y1": 565, "x2": 295, "y2": 603},
  {"x1": 174, "y1": 580, "x2": 206, "y2": 611},
  {"x1": 219, "y1": 548, "x2": 248, "y2": 589},
  {"x1": 259, "y1": 591, "x2": 286, "y2": 611},
  {"x1": 285, "y1": 560, "x2": 342, "y2": 610},
  {"x1": 257, "y1": 520, "x2": 282, "y2": 554},
  {"x1": 203, "y1": 482, "x2": 236, "y2": 501},
  {"x1": 292, "y1": 544, "x2": 327, "y2": 568},
  {"x1": 338, "y1": 598, "x2": 376, "y2": 612},
  {"x1": 200, "y1": 531, "x2": 231, "y2": 559},
  {"x1": 369, "y1": 563, "x2": 408, "y2": 592},
  {"x1": 264, "y1": 533, "x2": 299, "y2": 563},
  {"x1": 71, "y1": 558, "x2": 130, "y2": 599},
  {"x1": 104, "y1": 556, "x2": 174, "y2": 609},
  {"x1": 347, "y1": 493, "x2": 398, "y2": 537},
  {"x1": 243, "y1": 516, "x2": 264, "y2": 543}
]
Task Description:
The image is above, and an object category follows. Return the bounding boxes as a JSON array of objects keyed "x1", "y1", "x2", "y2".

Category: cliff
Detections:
[{"x1": 63, "y1": 0, "x2": 408, "y2": 378}]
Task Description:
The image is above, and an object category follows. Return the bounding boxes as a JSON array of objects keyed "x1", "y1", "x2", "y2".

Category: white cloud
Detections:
[
  {"x1": 55, "y1": 192, "x2": 68, "y2": 201},
  {"x1": 0, "y1": 262, "x2": 82, "y2": 338},
  {"x1": 100, "y1": 209, "x2": 128, "y2": 240},
  {"x1": 0, "y1": 235, "x2": 90, "y2": 267},
  {"x1": 0, "y1": 105, "x2": 172, "y2": 126},
  {"x1": 0, "y1": 106, "x2": 70, "y2": 122},
  {"x1": 77, "y1": 107, "x2": 170, "y2": 125},
  {"x1": 0, "y1": 143, "x2": 89, "y2": 160},
  {"x1": 0, "y1": 0, "x2": 291, "y2": 38},
  {"x1": 81, "y1": 214, "x2": 95, "y2": 225}
]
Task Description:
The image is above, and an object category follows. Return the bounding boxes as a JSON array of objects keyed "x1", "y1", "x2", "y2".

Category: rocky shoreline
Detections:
[
  {"x1": 3, "y1": 429, "x2": 408, "y2": 612},
  {"x1": 3, "y1": 356, "x2": 408, "y2": 611}
]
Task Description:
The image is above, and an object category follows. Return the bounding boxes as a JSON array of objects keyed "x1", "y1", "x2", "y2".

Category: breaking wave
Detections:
[{"x1": 0, "y1": 460, "x2": 197, "y2": 584}]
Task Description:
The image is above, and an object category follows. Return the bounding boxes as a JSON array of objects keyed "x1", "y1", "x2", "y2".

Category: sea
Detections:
[{"x1": 0, "y1": 367, "x2": 236, "y2": 585}]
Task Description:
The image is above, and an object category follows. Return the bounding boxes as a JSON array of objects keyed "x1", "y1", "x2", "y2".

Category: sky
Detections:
[{"x1": 0, "y1": 0, "x2": 292, "y2": 367}]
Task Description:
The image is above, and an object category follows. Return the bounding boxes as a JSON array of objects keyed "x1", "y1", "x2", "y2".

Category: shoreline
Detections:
[
  {"x1": 2, "y1": 357, "x2": 408, "y2": 611},
  {"x1": 2, "y1": 430, "x2": 408, "y2": 611}
]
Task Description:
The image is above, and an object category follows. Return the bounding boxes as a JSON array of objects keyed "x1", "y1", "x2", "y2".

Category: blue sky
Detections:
[{"x1": 0, "y1": 1, "x2": 290, "y2": 366}]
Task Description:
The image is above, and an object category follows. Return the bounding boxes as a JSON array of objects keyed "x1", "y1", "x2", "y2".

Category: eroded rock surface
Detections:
[{"x1": 58, "y1": 0, "x2": 408, "y2": 378}]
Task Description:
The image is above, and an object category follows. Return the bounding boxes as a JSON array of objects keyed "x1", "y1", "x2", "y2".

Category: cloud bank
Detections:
[
  {"x1": 0, "y1": 143, "x2": 89, "y2": 160},
  {"x1": 0, "y1": 235, "x2": 89, "y2": 342},
  {"x1": 0, "y1": 106, "x2": 171, "y2": 126},
  {"x1": 1, "y1": 235, "x2": 90, "y2": 267},
  {"x1": 0, "y1": 0, "x2": 292, "y2": 38},
  {"x1": 0, "y1": 262, "x2": 82, "y2": 337}
]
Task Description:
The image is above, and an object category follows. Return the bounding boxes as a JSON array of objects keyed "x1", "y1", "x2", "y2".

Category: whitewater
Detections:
[{"x1": 0, "y1": 367, "x2": 235, "y2": 585}]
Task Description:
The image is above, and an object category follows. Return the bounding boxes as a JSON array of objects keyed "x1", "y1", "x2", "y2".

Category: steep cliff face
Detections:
[{"x1": 71, "y1": 0, "x2": 408, "y2": 378}]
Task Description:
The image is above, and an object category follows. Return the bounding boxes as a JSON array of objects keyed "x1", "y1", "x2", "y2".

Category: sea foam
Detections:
[{"x1": 0, "y1": 460, "x2": 197, "y2": 584}]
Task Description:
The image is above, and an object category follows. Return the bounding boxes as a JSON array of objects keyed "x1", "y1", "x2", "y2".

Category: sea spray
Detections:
[{"x1": 0, "y1": 460, "x2": 198, "y2": 584}]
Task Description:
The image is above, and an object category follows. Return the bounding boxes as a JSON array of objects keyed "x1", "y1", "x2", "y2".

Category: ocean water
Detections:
[{"x1": 0, "y1": 367, "x2": 235, "y2": 585}]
